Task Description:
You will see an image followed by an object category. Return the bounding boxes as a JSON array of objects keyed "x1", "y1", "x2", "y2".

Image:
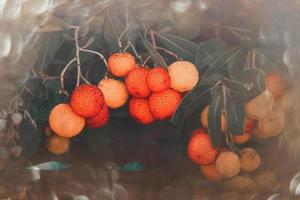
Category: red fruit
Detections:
[
  {"x1": 70, "y1": 84, "x2": 105, "y2": 118},
  {"x1": 125, "y1": 68, "x2": 151, "y2": 98},
  {"x1": 191, "y1": 128, "x2": 206, "y2": 137},
  {"x1": 244, "y1": 117, "x2": 256, "y2": 133},
  {"x1": 129, "y1": 98, "x2": 155, "y2": 125},
  {"x1": 86, "y1": 104, "x2": 110, "y2": 128},
  {"x1": 187, "y1": 130, "x2": 218, "y2": 165},
  {"x1": 149, "y1": 89, "x2": 182, "y2": 120},
  {"x1": 147, "y1": 67, "x2": 171, "y2": 92}
]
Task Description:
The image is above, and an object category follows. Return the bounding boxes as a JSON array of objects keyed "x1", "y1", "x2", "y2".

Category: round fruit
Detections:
[
  {"x1": 254, "y1": 171, "x2": 278, "y2": 191},
  {"x1": 187, "y1": 131, "x2": 218, "y2": 165},
  {"x1": 69, "y1": 84, "x2": 105, "y2": 118},
  {"x1": 149, "y1": 89, "x2": 182, "y2": 120},
  {"x1": 200, "y1": 163, "x2": 222, "y2": 182},
  {"x1": 98, "y1": 78, "x2": 128, "y2": 109},
  {"x1": 147, "y1": 67, "x2": 171, "y2": 92},
  {"x1": 265, "y1": 73, "x2": 287, "y2": 99},
  {"x1": 86, "y1": 104, "x2": 110, "y2": 128},
  {"x1": 233, "y1": 132, "x2": 251, "y2": 144},
  {"x1": 129, "y1": 98, "x2": 155, "y2": 125},
  {"x1": 201, "y1": 106, "x2": 227, "y2": 132},
  {"x1": 191, "y1": 128, "x2": 206, "y2": 137},
  {"x1": 223, "y1": 176, "x2": 257, "y2": 192},
  {"x1": 245, "y1": 90, "x2": 275, "y2": 120},
  {"x1": 108, "y1": 53, "x2": 136, "y2": 77},
  {"x1": 244, "y1": 117, "x2": 256, "y2": 133},
  {"x1": 46, "y1": 134, "x2": 70, "y2": 155},
  {"x1": 168, "y1": 61, "x2": 199, "y2": 92},
  {"x1": 215, "y1": 151, "x2": 241, "y2": 178},
  {"x1": 240, "y1": 148, "x2": 261, "y2": 172},
  {"x1": 49, "y1": 104, "x2": 85, "y2": 138},
  {"x1": 255, "y1": 106, "x2": 285, "y2": 138},
  {"x1": 125, "y1": 67, "x2": 151, "y2": 98}
]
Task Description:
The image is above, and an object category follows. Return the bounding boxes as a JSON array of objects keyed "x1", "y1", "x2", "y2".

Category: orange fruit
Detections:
[
  {"x1": 187, "y1": 130, "x2": 218, "y2": 165},
  {"x1": 49, "y1": 104, "x2": 85, "y2": 138},
  {"x1": 245, "y1": 89, "x2": 275, "y2": 120},
  {"x1": 98, "y1": 78, "x2": 128, "y2": 109},
  {"x1": 200, "y1": 162, "x2": 222, "y2": 182},
  {"x1": 129, "y1": 98, "x2": 155, "y2": 125},
  {"x1": 168, "y1": 61, "x2": 199, "y2": 92},
  {"x1": 233, "y1": 132, "x2": 251, "y2": 144},
  {"x1": 215, "y1": 151, "x2": 241, "y2": 178},
  {"x1": 149, "y1": 89, "x2": 182, "y2": 120},
  {"x1": 223, "y1": 176, "x2": 257, "y2": 192},
  {"x1": 201, "y1": 106, "x2": 227, "y2": 132},
  {"x1": 244, "y1": 117, "x2": 256, "y2": 133},
  {"x1": 69, "y1": 84, "x2": 105, "y2": 118},
  {"x1": 265, "y1": 73, "x2": 287, "y2": 99},
  {"x1": 146, "y1": 67, "x2": 171, "y2": 92},
  {"x1": 191, "y1": 128, "x2": 206, "y2": 137},
  {"x1": 125, "y1": 67, "x2": 151, "y2": 98},
  {"x1": 46, "y1": 134, "x2": 70, "y2": 155},
  {"x1": 240, "y1": 148, "x2": 261, "y2": 172},
  {"x1": 86, "y1": 104, "x2": 109, "y2": 128},
  {"x1": 108, "y1": 53, "x2": 136, "y2": 77}
]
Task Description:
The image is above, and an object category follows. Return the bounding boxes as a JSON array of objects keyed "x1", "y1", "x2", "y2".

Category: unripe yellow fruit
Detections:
[{"x1": 216, "y1": 151, "x2": 241, "y2": 178}]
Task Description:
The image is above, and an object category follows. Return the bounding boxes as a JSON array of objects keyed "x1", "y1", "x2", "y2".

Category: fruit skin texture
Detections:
[
  {"x1": 201, "y1": 106, "x2": 227, "y2": 132},
  {"x1": 168, "y1": 61, "x2": 199, "y2": 92},
  {"x1": 129, "y1": 98, "x2": 155, "y2": 125},
  {"x1": 108, "y1": 53, "x2": 136, "y2": 77},
  {"x1": 216, "y1": 151, "x2": 241, "y2": 178},
  {"x1": 265, "y1": 73, "x2": 287, "y2": 99},
  {"x1": 47, "y1": 134, "x2": 70, "y2": 155},
  {"x1": 125, "y1": 67, "x2": 151, "y2": 98},
  {"x1": 240, "y1": 148, "x2": 261, "y2": 172},
  {"x1": 86, "y1": 104, "x2": 110, "y2": 128},
  {"x1": 200, "y1": 162, "x2": 222, "y2": 182},
  {"x1": 49, "y1": 103, "x2": 85, "y2": 138},
  {"x1": 149, "y1": 89, "x2": 182, "y2": 120},
  {"x1": 70, "y1": 84, "x2": 105, "y2": 118},
  {"x1": 187, "y1": 131, "x2": 218, "y2": 165},
  {"x1": 244, "y1": 117, "x2": 256, "y2": 133},
  {"x1": 245, "y1": 89, "x2": 275, "y2": 120},
  {"x1": 98, "y1": 78, "x2": 128, "y2": 109},
  {"x1": 146, "y1": 67, "x2": 171, "y2": 92},
  {"x1": 233, "y1": 132, "x2": 251, "y2": 144}
]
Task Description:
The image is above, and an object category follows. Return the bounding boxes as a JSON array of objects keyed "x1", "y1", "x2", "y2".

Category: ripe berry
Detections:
[
  {"x1": 108, "y1": 53, "x2": 136, "y2": 77},
  {"x1": 147, "y1": 67, "x2": 170, "y2": 92},
  {"x1": 129, "y1": 98, "x2": 155, "y2": 125},
  {"x1": 125, "y1": 67, "x2": 151, "y2": 98},
  {"x1": 149, "y1": 89, "x2": 182, "y2": 120},
  {"x1": 47, "y1": 135, "x2": 70, "y2": 155},
  {"x1": 69, "y1": 84, "x2": 105, "y2": 118},
  {"x1": 215, "y1": 151, "x2": 241, "y2": 178},
  {"x1": 86, "y1": 104, "x2": 110, "y2": 128}
]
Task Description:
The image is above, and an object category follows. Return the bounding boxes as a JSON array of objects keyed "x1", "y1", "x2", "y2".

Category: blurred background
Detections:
[{"x1": 1, "y1": 0, "x2": 300, "y2": 199}]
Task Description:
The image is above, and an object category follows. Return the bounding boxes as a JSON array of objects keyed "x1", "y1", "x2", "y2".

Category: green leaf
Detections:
[
  {"x1": 104, "y1": 14, "x2": 126, "y2": 52},
  {"x1": 226, "y1": 99, "x2": 245, "y2": 135},
  {"x1": 195, "y1": 38, "x2": 227, "y2": 72},
  {"x1": 156, "y1": 32, "x2": 198, "y2": 62},
  {"x1": 140, "y1": 36, "x2": 167, "y2": 68},
  {"x1": 224, "y1": 78, "x2": 249, "y2": 102},
  {"x1": 170, "y1": 85, "x2": 212, "y2": 125},
  {"x1": 207, "y1": 87, "x2": 223, "y2": 147},
  {"x1": 256, "y1": 49, "x2": 280, "y2": 72},
  {"x1": 121, "y1": 162, "x2": 144, "y2": 172},
  {"x1": 200, "y1": 47, "x2": 241, "y2": 86},
  {"x1": 27, "y1": 161, "x2": 71, "y2": 171}
]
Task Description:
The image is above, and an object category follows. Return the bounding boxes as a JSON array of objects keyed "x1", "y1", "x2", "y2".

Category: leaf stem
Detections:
[
  {"x1": 60, "y1": 58, "x2": 76, "y2": 93},
  {"x1": 79, "y1": 48, "x2": 108, "y2": 68}
]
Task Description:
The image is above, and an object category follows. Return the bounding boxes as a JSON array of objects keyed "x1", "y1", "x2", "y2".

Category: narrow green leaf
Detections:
[
  {"x1": 140, "y1": 36, "x2": 167, "y2": 68},
  {"x1": 226, "y1": 99, "x2": 245, "y2": 135},
  {"x1": 121, "y1": 162, "x2": 144, "y2": 172},
  {"x1": 256, "y1": 49, "x2": 280, "y2": 72},
  {"x1": 27, "y1": 161, "x2": 71, "y2": 171},
  {"x1": 195, "y1": 38, "x2": 227, "y2": 72},
  {"x1": 156, "y1": 32, "x2": 198, "y2": 62},
  {"x1": 224, "y1": 78, "x2": 249, "y2": 102},
  {"x1": 207, "y1": 87, "x2": 223, "y2": 147},
  {"x1": 170, "y1": 85, "x2": 212, "y2": 125}
]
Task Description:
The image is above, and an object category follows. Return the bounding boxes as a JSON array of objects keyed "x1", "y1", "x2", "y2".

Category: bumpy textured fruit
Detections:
[
  {"x1": 201, "y1": 106, "x2": 227, "y2": 132},
  {"x1": 200, "y1": 162, "x2": 222, "y2": 182},
  {"x1": 240, "y1": 148, "x2": 261, "y2": 172},
  {"x1": 49, "y1": 104, "x2": 85, "y2": 138},
  {"x1": 187, "y1": 131, "x2": 218, "y2": 165},
  {"x1": 47, "y1": 134, "x2": 70, "y2": 155},
  {"x1": 147, "y1": 67, "x2": 171, "y2": 92},
  {"x1": 168, "y1": 61, "x2": 199, "y2": 92},
  {"x1": 216, "y1": 151, "x2": 241, "y2": 178},
  {"x1": 70, "y1": 84, "x2": 104, "y2": 118},
  {"x1": 245, "y1": 90, "x2": 275, "y2": 120},
  {"x1": 108, "y1": 53, "x2": 136, "y2": 77},
  {"x1": 129, "y1": 98, "x2": 155, "y2": 125},
  {"x1": 265, "y1": 73, "x2": 287, "y2": 99},
  {"x1": 86, "y1": 104, "x2": 109, "y2": 128},
  {"x1": 98, "y1": 78, "x2": 128, "y2": 109},
  {"x1": 233, "y1": 132, "x2": 251, "y2": 144},
  {"x1": 125, "y1": 67, "x2": 151, "y2": 98},
  {"x1": 149, "y1": 89, "x2": 182, "y2": 120},
  {"x1": 223, "y1": 176, "x2": 257, "y2": 192}
]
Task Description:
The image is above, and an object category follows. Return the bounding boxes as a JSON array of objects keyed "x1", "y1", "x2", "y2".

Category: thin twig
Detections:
[
  {"x1": 251, "y1": 48, "x2": 256, "y2": 69},
  {"x1": 142, "y1": 56, "x2": 151, "y2": 66},
  {"x1": 79, "y1": 48, "x2": 108, "y2": 68},
  {"x1": 80, "y1": 74, "x2": 90, "y2": 84},
  {"x1": 156, "y1": 47, "x2": 182, "y2": 60},
  {"x1": 128, "y1": 41, "x2": 142, "y2": 62},
  {"x1": 60, "y1": 58, "x2": 76, "y2": 91},
  {"x1": 150, "y1": 30, "x2": 157, "y2": 48},
  {"x1": 73, "y1": 27, "x2": 81, "y2": 86}
]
